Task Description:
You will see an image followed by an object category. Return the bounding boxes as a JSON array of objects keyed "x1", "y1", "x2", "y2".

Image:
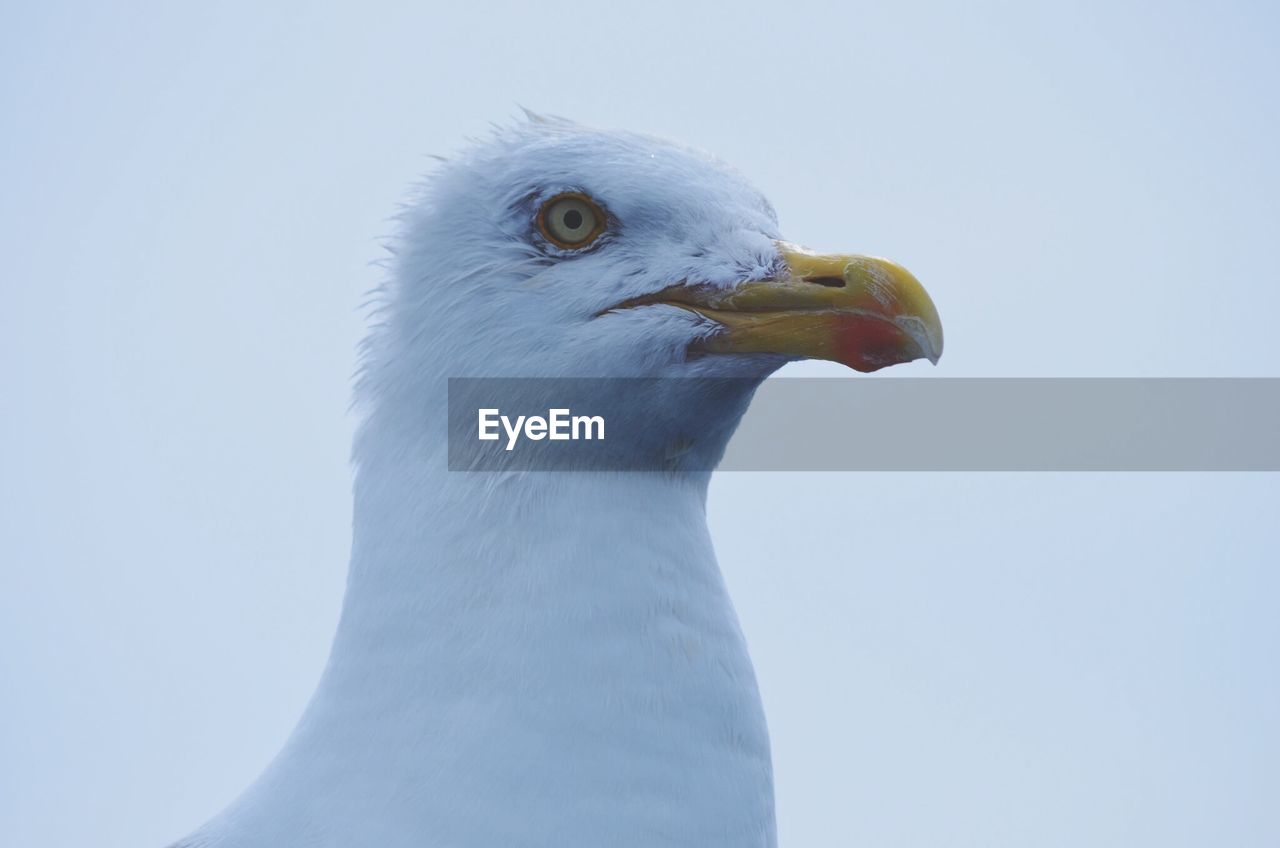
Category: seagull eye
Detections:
[{"x1": 538, "y1": 193, "x2": 605, "y2": 249}]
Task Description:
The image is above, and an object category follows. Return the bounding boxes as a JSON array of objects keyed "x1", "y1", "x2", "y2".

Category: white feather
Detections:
[{"x1": 180, "y1": 117, "x2": 792, "y2": 848}]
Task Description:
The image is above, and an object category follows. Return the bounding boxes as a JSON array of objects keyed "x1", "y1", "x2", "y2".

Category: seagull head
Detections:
[
  {"x1": 374, "y1": 116, "x2": 942, "y2": 385},
  {"x1": 360, "y1": 117, "x2": 944, "y2": 470}
]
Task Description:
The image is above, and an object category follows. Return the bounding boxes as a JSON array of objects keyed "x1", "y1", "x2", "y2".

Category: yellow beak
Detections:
[{"x1": 623, "y1": 243, "x2": 943, "y2": 372}]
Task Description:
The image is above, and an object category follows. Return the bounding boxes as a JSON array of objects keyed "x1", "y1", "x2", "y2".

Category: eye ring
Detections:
[{"x1": 537, "y1": 192, "x2": 607, "y2": 250}]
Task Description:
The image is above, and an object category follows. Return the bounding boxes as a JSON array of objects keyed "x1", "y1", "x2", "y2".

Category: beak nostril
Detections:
[{"x1": 803, "y1": 275, "x2": 846, "y2": 288}]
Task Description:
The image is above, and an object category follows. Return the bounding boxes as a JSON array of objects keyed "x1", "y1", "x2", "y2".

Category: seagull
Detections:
[{"x1": 173, "y1": 115, "x2": 942, "y2": 848}]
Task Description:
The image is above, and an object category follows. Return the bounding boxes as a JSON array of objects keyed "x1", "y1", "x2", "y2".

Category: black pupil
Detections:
[{"x1": 562, "y1": 208, "x2": 584, "y2": 230}]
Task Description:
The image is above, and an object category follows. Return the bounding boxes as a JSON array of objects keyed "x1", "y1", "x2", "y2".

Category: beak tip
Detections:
[
  {"x1": 926, "y1": 337, "x2": 943, "y2": 365},
  {"x1": 894, "y1": 316, "x2": 944, "y2": 369}
]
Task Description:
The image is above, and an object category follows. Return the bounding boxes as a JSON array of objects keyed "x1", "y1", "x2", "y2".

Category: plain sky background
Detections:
[{"x1": 2, "y1": 1, "x2": 1278, "y2": 846}]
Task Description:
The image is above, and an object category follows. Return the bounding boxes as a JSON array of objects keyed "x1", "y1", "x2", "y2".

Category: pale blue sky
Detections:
[{"x1": 2, "y1": 1, "x2": 1277, "y2": 846}]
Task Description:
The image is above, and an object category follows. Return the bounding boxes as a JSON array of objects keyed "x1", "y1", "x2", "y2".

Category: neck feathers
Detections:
[{"x1": 195, "y1": 460, "x2": 777, "y2": 847}]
